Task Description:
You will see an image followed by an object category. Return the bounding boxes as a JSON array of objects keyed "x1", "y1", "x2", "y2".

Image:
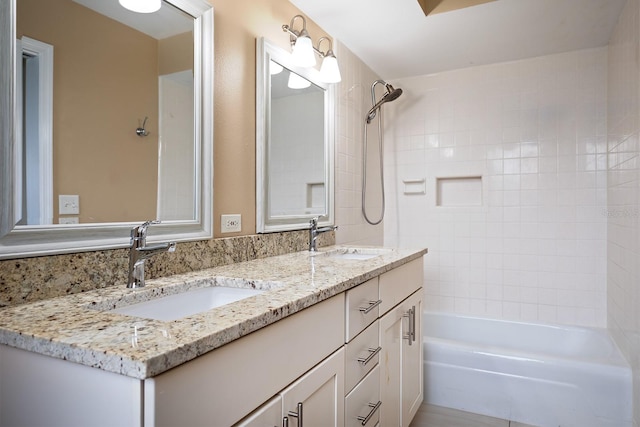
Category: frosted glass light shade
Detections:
[
  {"x1": 119, "y1": 0, "x2": 161, "y2": 13},
  {"x1": 291, "y1": 36, "x2": 316, "y2": 67},
  {"x1": 320, "y1": 55, "x2": 341, "y2": 83},
  {"x1": 288, "y1": 72, "x2": 311, "y2": 89}
]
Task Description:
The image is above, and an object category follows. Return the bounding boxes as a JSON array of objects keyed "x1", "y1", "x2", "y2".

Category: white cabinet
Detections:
[
  {"x1": 378, "y1": 258, "x2": 424, "y2": 427},
  {"x1": 146, "y1": 294, "x2": 345, "y2": 426},
  {"x1": 281, "y1": 347, "x2": 345, "y2": 427},
  {"x1": 235, "y1": 395, "x2": 282, "y2": 427},
  {"x1": 379, "y1": 290, "x2": 423, "y2": 427},
  {"x1": 237, "y1": 348, "x2": 345, "y2": 427},
  {"x1": 345, "y1": 365, "x2": 381, "y2": 427}
]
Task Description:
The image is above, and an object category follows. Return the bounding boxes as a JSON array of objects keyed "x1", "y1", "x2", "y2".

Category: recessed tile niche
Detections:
[{"x1": 436, "y1": 176, "x2": 483, "y2": 207}]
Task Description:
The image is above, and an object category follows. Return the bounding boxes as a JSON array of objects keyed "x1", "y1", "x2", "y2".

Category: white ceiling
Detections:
[{"x1": 288, "y1": 0, "x2": 627, "y2": 79}]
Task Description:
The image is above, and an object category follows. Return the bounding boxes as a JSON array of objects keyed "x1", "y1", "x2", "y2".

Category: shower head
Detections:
[{"x1": 366, "y1": 80, "x2": 403, "y2": 123}]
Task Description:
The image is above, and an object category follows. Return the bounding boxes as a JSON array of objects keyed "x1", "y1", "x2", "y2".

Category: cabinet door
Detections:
[
  {"x1": 401, "y1": 291, "x2": 423, "y2": 426},
  {"x1": 281, "y1": 347, "x2": 345, "y2": 427},
  {"x1": 379, "y1": 290, "x2": 423, "y2": 427},
  {"x1": 234, "y1": 395, "x2": 282, "y2": 427}
]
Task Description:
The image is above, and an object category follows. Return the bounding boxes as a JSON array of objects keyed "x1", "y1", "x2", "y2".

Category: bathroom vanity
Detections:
[{"x1": 0, "y1": 245, "x2": 426, "y2": 426}]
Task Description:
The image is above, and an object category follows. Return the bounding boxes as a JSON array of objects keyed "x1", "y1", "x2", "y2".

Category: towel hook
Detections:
[{"x1": 136, "y1": 117, "x2": 149, "y2": 137}]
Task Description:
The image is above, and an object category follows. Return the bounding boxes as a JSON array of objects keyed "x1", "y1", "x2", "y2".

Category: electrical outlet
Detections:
[
  {"x1": 59, "y1": 217, "x2": 79, "y2": 224},
  {"x1": 221, "y1": 214, "x2": 241, "y2": 233}
]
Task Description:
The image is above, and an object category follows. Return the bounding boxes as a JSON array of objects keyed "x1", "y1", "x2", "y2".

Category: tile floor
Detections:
[{"x1": 410, "y1": 404, "x2": 538, "y2": 427}]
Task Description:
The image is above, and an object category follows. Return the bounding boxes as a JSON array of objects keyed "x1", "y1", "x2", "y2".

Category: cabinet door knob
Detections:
[
  {"x1": 287, "y1": 402, "x2": 303, "y2": 427},
  {"x1": 357, "y1": 401, "x2": 382, "y2": 426},
  {"x1": 357, "y1": 346, "x2": 382, "y2": 366},
  {"x1": 359, "y1": 299, "x2": 382, "y2": 314}
]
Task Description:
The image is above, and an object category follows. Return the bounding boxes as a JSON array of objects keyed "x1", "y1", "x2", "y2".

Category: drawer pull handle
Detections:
[
  {"x1": 287, "y1": 402, "x2": 303, "y2": 427},
  {"x1": 357, "y1": 346, "x2": 382, "y2": 365},
  {"x1": 403, "y1": 306, "x2": 416, "y2": 345},
  {"x1": 282, "y1": 416, "x2": 289, "y2": 427},
  {"x1": 357, "y1": 401, "x2": 382, "y2": 426},
  {"x1": 359, "y1": 299, "x2": 382, "y2": 314}
]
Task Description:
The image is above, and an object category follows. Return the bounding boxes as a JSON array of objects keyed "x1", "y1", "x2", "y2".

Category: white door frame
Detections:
[{"x1": 19, "y1": 36, "x2": 53, "y2": 225}]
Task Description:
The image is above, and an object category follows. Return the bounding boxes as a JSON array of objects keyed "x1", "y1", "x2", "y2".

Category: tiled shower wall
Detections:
[
  {"x1": 384, "y1": 47, "x2": 609, "y2": 327},
  {"x1": 607, "y1": 0, "x2": 640, "y2": 424},
  {"x1": 334, "y1": 41, "x2": 384, "y2": 246}
]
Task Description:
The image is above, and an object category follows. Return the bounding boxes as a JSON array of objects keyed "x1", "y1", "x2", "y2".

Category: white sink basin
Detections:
[
  {"x1": 111, "y1": 286, "x2": 265, "y2": 321},
  {"x1": 98, "y1": 277, "x2": 282, "y2": 321}
]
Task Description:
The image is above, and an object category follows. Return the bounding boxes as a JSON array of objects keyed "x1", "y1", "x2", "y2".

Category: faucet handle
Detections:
[
  {"x1": 310, "y1": 217, "x2": 319, "y2": 228},
  {"x1": 131, "y1": 220, "x2": 160, "y2": 241}
]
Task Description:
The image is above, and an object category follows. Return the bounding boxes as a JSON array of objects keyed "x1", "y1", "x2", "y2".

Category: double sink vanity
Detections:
[{"x1": 0, "y1": 245, "x2": 427, "y2": 427}]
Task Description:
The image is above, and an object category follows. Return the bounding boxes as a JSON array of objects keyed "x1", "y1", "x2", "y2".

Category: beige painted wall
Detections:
[
  {"x1": 17, "y1": 0, "x2": 159, "y2": 223},
  {"x1": 158, "y1": 32, "x2": 193, "y2": 75}
]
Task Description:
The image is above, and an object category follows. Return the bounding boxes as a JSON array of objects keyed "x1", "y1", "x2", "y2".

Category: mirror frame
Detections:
[
  {"x1": 256, "y1": 37, "x2": 335, "y2": 233},
  {"x1": 0, "y1": 0, "x2": 213, "y2": 259}
]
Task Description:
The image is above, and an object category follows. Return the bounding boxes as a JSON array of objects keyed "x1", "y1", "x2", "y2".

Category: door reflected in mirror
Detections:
[{"x1": 16, "y1": 0, "x2": 195, "y2": 225}]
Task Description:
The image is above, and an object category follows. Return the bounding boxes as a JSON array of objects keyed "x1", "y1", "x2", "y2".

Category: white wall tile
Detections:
[{"x1": 384, "y1": 47, "x2": 608, "y2": 328}]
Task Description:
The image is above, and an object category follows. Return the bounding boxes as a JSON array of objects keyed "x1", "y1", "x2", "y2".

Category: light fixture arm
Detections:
[
  {"x1": 314, "y1": 36, "x2": 333, "y2": 58},
  {"x1": 282, "y1": 15, "x2": 309, "y2": 47}
]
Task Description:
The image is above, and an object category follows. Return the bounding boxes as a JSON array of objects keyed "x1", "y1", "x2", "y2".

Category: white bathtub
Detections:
[{"x1": 423, "y1": 312, "x2": 633, "y2": 427}]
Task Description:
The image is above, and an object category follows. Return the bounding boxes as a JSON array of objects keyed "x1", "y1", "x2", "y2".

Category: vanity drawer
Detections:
[
  {"x1": 345, "y1": 277, "x2": 380, "y2": 342},
  {"x1": 345, "y1": 320, "x2": 380, "y2": 394},
  {"x1": 379, "y1": 258, "x2": 423, "y2": 316},
  {"x1": 345, "y1": 364, "x2": 381, "y2": 427}
]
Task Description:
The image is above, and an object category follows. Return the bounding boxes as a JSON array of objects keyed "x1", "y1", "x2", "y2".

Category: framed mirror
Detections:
[
  {"x1": 256, "y1": 37, "x2": 335, "y2": 233},
  {"x1": 0, "y1": 0, "x2": 213, "y2": 259}
]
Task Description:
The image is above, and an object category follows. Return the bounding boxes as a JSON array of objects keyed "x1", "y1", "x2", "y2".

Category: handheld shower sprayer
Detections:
[{"x1": 362, "y1": 79, "x2": 403, "y2": 225}]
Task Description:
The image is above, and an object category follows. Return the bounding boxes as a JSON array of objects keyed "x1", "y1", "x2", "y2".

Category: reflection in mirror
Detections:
[
  {"x1": 256, "y1": 38, "x2": 335, "y2": 233},
  {"x1": 0, "y1": 0, "x2": 213, "y2": 259},
  {"x1": 269, "y1": 64, "x2": 325, "y2": 217},
  {"x1": 16, "y1": 0, "x2": 194, "y2": 225}
]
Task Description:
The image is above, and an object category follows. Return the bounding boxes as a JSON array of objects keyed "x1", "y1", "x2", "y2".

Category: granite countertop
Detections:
[{"x1": 0, "y1": 245, "x2": 427, "y2": 380}]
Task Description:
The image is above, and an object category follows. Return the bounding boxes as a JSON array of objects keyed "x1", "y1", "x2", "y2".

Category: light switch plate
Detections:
[{"x1": 59, "y1": 195, "x2": 79, "y2": 215}]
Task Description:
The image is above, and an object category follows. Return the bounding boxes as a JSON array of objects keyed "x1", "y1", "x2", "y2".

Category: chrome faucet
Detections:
[
  {"x1": 127, "y1": 220, "x2": 176, "y2": 288},
  {"x1": 309, "y1": 217, "x2": 338, "y2": 252}
]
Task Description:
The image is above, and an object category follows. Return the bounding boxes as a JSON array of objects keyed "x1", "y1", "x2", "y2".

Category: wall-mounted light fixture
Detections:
[
  {"x1": 119, "y1": 0, "x2": 161, "y2": 14},
  {"x1": 282, "y1": 15, "x2": 342, "y2": 83}
]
